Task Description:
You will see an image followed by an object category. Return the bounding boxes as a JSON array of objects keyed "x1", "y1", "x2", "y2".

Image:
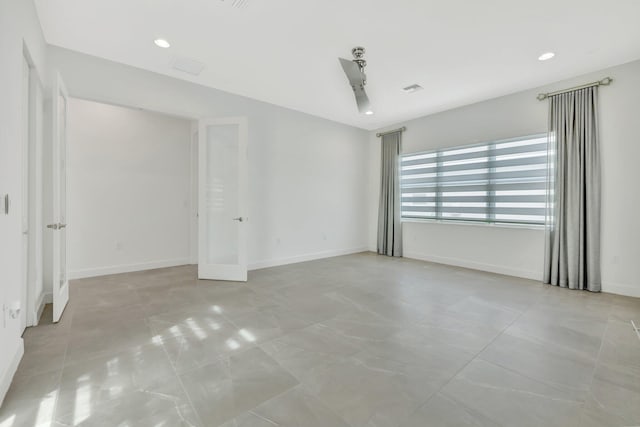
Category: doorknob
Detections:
[
  {"x1": 59, "y1": 223, "x2": 67, "y2": 229},
  {"x1": 232, "y1": 217, "x2": 245, "y2": 222}
]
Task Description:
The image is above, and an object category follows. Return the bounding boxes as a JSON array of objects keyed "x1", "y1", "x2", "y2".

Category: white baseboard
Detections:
[
  {"x1": 68, "y1": 258, "x2": 190, "y2": 279},
  {"x1": 602, "y1": 282, "x2": 640, "y2": 298},
  {"x1": 403, "y1": 251, "x2": 542, "y2": 281},
  {"x1": 401, "y1": 252, "x2": 640, "y2": 298},
  {"x1": 249, "y1": 247, "x2": 368, "y2": 271},
  {"x1": 32, "y1": 291, "x2": 49, "y2": 326},
  {"x1": 0, "y1": 339, "x2": 24, "y2": 407},
  {"x1": 68, "y1": 249, "x2": 368, "y2": 279}
]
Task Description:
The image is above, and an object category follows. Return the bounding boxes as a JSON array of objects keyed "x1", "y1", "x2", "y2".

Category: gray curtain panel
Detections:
[
  {"x1": 377, "y1": 131, "x2": 402, "y2": 257},
  {"x1": 544, "y1": 86, "x2": 601, "y2": 291}
]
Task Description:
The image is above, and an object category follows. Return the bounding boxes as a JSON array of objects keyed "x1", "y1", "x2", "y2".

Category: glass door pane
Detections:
[
  {"x1": 205, "y1": 124, "x2": 239, "y2": 264},
  {"x1": 58, "y1": 93, "x2": 67, "y2": 286},
  {"x1": 52, "y1": 72, "x2": 70, "y2": 322}
]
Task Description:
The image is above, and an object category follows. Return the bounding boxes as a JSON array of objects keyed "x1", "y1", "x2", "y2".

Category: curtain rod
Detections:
[
  {"x1": 536, "y1": 77, "x2": 613, "y2": 101},
  {"x1": 376, "y1": 126, "x2": 406, "y2": 137}
]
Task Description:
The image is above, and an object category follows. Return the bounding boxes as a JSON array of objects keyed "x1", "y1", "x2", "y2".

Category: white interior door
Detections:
[
  {"x1": 49, "y1": 72, "x2": 69, "y2": 322},
  {"x1": 198, "y1": 117, "x2": 248, "y2": 281}
]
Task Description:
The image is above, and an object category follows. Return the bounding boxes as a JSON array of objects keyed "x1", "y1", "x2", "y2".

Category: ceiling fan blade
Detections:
[
  {"x1": 339, "y1": 57, "x2": 365, "y2": 86},
  {"x1": 355, "y1": 88, "x2": 372, "y2": 114},
  {"x1": 339, "y1": 57, "x2": 372, "y2": 114}
]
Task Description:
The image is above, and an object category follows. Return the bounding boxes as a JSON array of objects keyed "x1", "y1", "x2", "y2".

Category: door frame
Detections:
[
  {"x1": 189, "y1": 123, "x2": 199, "y2": 265},
  {"x1": 21, "y1": 44, "x2": 45, "y2": 328},
  {"x1": 20, "y1": 50, "x2": 30, "y2": 333}
]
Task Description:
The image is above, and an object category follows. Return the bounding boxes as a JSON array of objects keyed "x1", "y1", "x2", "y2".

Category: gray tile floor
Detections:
[{"x1": 1, "y1": 253, "x2": 639, "y2": 426}]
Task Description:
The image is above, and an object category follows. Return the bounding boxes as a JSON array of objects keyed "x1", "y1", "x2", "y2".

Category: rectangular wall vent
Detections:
[
  {"x1": 402, "y1": 84, "x2": 423, "y2": 93},
  {"x1": 221, "y1": 0, "x2": 251, "y2": 8},
  {"x1": 171, "y1": 57, "x2": 206, "y2": 76}
]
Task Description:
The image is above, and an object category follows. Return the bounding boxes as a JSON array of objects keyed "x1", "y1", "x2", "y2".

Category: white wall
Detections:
[
  {"x1": 67, "y1": 99, "x2": 192, "y2": 278},
  {"x1": 369, "y1": 59, "x2": 640, "y2": 297},
  {"x1": 0, "y1": 0, "x2": 48, "y2": 405},
  {"x1": 48, "y1": 46, "x2": 370, "y2": 272}
]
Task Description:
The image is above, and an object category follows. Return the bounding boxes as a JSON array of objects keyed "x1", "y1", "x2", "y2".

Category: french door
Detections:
[
  {"x1": 198, "y1": 117, "x2": 248, "y2": 281},
  {"x1": 48, "y1": 72, "x2": 70, "y2": 322}
]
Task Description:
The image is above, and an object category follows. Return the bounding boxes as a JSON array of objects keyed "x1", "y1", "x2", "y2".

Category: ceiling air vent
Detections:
[
  {"x1": 171, "y1": 57, "x2": 206, "y2": 76},
  {"x1": 402, "y1": 84, "x2": 423, "y2": 93},
  {"x1": 221, "y1": 0, "x2": 251, "y2": 8}
]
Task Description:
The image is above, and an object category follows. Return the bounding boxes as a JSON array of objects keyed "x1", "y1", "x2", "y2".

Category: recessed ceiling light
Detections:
[
  {"x1": 364, "y1": 110, "x2": 374, "y2": 115},
  {"x1": 538, "y1": 52, "x2": 555, "y2": 61},
  {"x1": 154, "y1": 38, "x2": 171, "y2": 48}
]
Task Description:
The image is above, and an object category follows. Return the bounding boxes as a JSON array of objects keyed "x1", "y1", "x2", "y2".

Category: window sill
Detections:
[{"x1": 401, "y1": 217, "x2": 545, "y2": 231}]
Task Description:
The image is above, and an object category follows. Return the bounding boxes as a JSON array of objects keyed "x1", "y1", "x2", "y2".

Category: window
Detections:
[{"x1": 400, "y1": 134, "x2": 549, "y2": 226}]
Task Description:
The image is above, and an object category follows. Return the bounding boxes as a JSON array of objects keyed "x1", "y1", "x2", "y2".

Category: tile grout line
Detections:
[
  {"x1": 409, "y1": 290, "x2": 618, "y2": 426},
  {"x1": 584, "y1": 298, "x2": 640, "y2": 389},
  {"x1": 631, "y1": 320, "x2": 640, "y2": 342},
  {"x1": 211, "y1": 287, "x2": 357, "y2": 426},
  {"x1": 159, "y1": 351, "x2": 204, "y2": 427},
  {"x1": 46, "y1": 294, "x2": 75, "y2": 424},
  {"x1": 149, "y1": 278, "x2": 312, "y2": 427},
  {"x1": 458, "y1": 288, "x2": 612, "y2": 402},
  {"x1": 135, "y1": 282, "x2": 204, "y2": 427},
  {"x1": 579, "y1": 312, "x2": 640, "y2": 425},
  {"x1": 218, "y1": 270, "x2": 547, "y2": 426},
  {"x1": 396, "y1": 297, "x2": 535, "y2": 426},
  {"x1": 12, "y1": 258, "x2": 637, "y2": 427},
  {"x1": 587, "y1": 318, "x2": 611, "y2": 387},
  {"x1": 421, "y1": 291, "x2": 617, "y2": 426}
]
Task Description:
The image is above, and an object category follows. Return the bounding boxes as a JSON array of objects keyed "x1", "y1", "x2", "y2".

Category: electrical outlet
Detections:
[{"x1": 8, "y1": 301, "x2": 20, "y2": 319}]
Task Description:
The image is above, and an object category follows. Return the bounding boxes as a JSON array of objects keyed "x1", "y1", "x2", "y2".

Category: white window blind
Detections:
[{"x1": 401, "y1": 134, "x2": 549, "y2": 225}]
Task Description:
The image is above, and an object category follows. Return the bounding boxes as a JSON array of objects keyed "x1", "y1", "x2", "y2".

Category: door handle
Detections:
[
  {"x1": 46, "y1": 223, "x2": 67, "y2": 230},
  {"x1": 232, "y1": 217, "x2": 245, "y2": 222}
]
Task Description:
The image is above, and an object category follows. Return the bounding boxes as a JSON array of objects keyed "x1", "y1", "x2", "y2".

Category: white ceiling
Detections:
[{"x1": 35, "y1": 0, "x2": 640, "y2": 130}]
